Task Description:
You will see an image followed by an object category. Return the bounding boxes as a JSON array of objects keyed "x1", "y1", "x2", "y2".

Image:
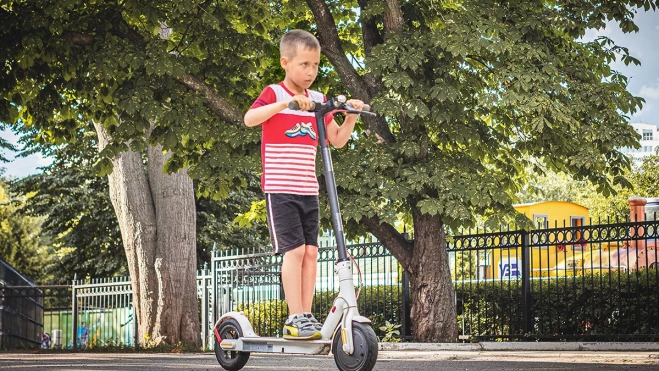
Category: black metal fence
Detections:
[
  {"x1": 3, "y1": 219, "x2": 659, "y2": 349},
  {"x1": 450, "y1": 219, "x2": 659, "y2": 341},
  {"x1": 209, "y1": 219, "x2": 659, "y2": 343},
  {"x1": 0, "y1": 270, "x2": 135, "y2": 350},
  {"x1": 0, "y1": 259, "x2": 63, "y2": 349}
]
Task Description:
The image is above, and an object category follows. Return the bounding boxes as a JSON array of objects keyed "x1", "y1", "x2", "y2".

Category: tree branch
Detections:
[
  {"x1": 356, "y1": 0, "x2": 384, "y2": 58},
  {"x1": 305, "y1": 0, "x2": 369, "y2": 100},
  {"x1": 306, "y1": 0, "x2": 396, "y2": 143},
  {"x1": 362, "y1": 216, "x2": 412, "y2": 269},
  {"x1": 176, "y1": 74, "x2": 243, "y2": 125}
]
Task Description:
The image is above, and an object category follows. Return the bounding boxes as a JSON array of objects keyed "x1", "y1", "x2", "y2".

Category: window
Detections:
[{"x1": 643, "y1": 129, "x2": 653, "y2": 141}]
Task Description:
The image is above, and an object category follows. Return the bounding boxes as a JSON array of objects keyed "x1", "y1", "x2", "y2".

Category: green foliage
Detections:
[
  {"x1": 237, "y1": 285, "x2": 404, "y2": 339},
  {"x1": 0, "y1": 178, "x2": 49, "y2": 283},
  {"x1": 196, "y1": 182, "x2": 270, "y2": 263},
  {"x1": 379, "y1": 321, "x2": 402, "y2": 342},
  {"x1": 236, "y1": 300, "x2": 289, "y2": 338},
  {"x1": 517, "y1": 167, "x2": 634, "y2": 223},
  {"x1": 630, "y1": 150, "x2": 659, "y2": 199},
  {"x1": 337, "y1": 0, "x2": 646, "y2": 232},
  {"x1": 11, "y1": 128, "x2": 127, "y2": 283},
  {"x1": 517, "y1": 150, "x2": 659, "y2": 224},
  {"x1": 2, "y1": 0, "x2": 649, "y2": 231}
]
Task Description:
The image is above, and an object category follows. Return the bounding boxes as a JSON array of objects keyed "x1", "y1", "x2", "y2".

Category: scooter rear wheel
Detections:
[
  {"x1": 332, "y1": 322, "x2": 378, "y2": 371},
  {"x1": 214, "y1": 319, "x2": 250, "y2": 371}
]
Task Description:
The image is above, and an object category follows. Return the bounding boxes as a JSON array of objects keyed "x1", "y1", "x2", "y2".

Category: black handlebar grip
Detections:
[{"x1": 288, "y1": 101, "x2": 317, "y2": 111}]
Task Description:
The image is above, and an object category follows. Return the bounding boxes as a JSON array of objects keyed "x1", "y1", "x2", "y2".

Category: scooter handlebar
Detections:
[{"x1": 288, "y1": 101, "x2": 371, "y2": 113}]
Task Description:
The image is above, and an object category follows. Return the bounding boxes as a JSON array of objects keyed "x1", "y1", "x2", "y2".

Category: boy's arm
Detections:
[
  {"x1": 326, "y1": 99, "x2": 363, "y2": 148},
  {"x1": 244, "y1": 101, "x2": 288, "y2": 127},
  {"x1": 244, "y1": 95, "x2": 315, "y2": 127}
]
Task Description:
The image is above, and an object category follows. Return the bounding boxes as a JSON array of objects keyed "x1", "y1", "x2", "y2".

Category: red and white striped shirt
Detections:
[{"x1": 250, "y1": 83, "x2": 333, "y2": 195}]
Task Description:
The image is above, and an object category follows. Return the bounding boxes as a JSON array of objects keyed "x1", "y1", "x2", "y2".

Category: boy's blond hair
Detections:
[{"x1": 280, "y1": 30, "x2": 320, "y2": 60}]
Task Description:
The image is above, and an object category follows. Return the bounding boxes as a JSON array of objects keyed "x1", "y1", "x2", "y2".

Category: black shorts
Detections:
[{"x1": 265, "y1": 193, "x2": 319, "y2": 254}]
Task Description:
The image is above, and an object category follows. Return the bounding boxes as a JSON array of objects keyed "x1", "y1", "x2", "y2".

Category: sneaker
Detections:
[
  {"x1": 283, "y1": 313, "x2": 322, "y2": 340},
  {"x1": 303, "y1": 313, "x2": 324, "y2": 331}
]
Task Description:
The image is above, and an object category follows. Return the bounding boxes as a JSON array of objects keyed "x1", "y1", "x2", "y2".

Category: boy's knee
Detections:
[
  {"x1": 304, "y1": 245, "x2": 319, "y2": 260},
  {"x1": 285, "y1": 244, "x2": 306, "y2": 259}
]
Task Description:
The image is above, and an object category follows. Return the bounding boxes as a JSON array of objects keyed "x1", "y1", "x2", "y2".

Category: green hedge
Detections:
[
  {"x1": 237, "y1": 285, "x2": 403, "y2": 339},
  {"x1": 455, "y1": 268, "x2": 659, "y2": 340},
  {"x1": 236, "y1": 269, "x2": 659, "y2": 341}
]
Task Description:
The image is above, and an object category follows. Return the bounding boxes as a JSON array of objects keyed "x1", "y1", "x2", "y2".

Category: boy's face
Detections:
[{"x1": 281, "y1": 45, "x2": 320, "y2": 91}]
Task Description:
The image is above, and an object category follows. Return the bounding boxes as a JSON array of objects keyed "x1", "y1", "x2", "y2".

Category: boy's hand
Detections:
[
  {"x1": 346, "y1": 99, "x2": 364, "y2": 116},
  {"x1": 289, "y1": 95, "x2": 315, "y2": 111}
]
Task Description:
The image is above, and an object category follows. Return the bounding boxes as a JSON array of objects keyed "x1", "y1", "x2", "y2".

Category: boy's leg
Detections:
[
  {"x1": 281, "y1": 244, "x2": 321, "y2": 339},
  {"x1": 300, "y1": 244, "x2": 319, "y2": 312},
  {"x1": 281, "y1": 244, "x2": 306, "y2": 315}
]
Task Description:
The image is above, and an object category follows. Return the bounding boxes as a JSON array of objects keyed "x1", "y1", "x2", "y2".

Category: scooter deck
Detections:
[{"x1": 220, "y1": 336, "x2": 332, "y2": 355}]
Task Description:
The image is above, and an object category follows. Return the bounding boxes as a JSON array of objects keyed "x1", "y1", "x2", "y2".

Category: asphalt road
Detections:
[{"x1": 1, "y1": 351, "x2": 659, "y2": 370}]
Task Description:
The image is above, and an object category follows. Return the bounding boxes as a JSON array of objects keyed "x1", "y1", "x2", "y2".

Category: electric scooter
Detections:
[{"x1": 212, "y1": 96, "x2": 379, "y2": 371}]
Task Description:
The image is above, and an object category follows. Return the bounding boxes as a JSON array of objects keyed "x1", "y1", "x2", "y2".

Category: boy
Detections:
[{"x1": 244, "y1": 29, "x2": 364, "y2": 340}]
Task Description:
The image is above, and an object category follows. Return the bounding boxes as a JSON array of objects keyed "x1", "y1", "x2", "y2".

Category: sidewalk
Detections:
[
  {"x1": 379, "y1": 341, "x2": 659, "y2": 352},
  {"x1": 1, "y1": 348, "x2": 658, "y2": 370}
]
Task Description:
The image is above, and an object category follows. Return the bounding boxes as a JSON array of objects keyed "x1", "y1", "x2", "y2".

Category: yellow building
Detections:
[
  {"x1": 485, "y1": 201, "x2": 590, "y2": 279},
  {"x1": 514, "y1": 201, "x2": 589, "y2": 229}
]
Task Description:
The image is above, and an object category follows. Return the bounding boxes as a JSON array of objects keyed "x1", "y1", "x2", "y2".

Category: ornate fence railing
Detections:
[{"x1": 3, "y1": 219, "x2": 658, "y2": 350}]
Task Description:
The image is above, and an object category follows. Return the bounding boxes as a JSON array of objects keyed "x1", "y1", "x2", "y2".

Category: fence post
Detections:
[
  {"x1": 521, "y1": 229, "x2": 532, "y2": 337},
  {"x1": 211, "y1": 243, "x2": 218, "y2": 330},
  {"x1": 401, "y1": 269, "x2": 412, "y2": 341},
  {"x1": 201, "y1": 267, "x2": 209, "y2": 350},
  {"x1": 71, "y1": 277, "x2": 78, "y2": 349},
  {"x1": 133, "y1": 297, "x2": 139, "y2": 348},
  {"x1": 401, "y1": 230, "x2": 412, "y2": 341}
]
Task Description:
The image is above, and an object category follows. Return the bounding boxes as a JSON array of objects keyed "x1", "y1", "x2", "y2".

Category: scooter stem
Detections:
[{"x1": 315, "y1": 108, "x2": 349, "y2": 262}]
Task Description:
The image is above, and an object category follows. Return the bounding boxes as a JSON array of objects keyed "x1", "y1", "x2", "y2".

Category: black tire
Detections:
[
  {"x1": 332, "y1": 322, "x2": 378, "y2": 371},
  {"x1": 214, "y1": 319, "x2": 250, "y2": 371}
]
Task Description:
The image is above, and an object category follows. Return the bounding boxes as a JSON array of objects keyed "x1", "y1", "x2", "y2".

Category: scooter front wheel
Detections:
[
  {"x1": 214, "y1": 319, "x2": 250, "y2": 371},
  {"x1": 332, "y1": 322, "x2": 378, "y2": 371}
]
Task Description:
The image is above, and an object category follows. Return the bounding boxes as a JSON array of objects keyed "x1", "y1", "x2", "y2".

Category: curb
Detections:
[{"x1": 378, "y1": 342, "x2": 659, "y2": 352}]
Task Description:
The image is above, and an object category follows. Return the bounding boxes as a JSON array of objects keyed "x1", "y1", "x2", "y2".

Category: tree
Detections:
[
  {"x1": 312, "y1": 0, "x2": 648, "y2": 341},
  {"x1": 12, "y1": 127, "x2": 128, "y2": 283},
  {"x1": 631, "y1": 150, "x2": 659, "y2": 199},
  {"x1": 10, "y1": 124, "x2": 269, "y2": 284},
  {"x1": 2, "y1": 0, "x2": 653, "y2": 344},
  {"x1": 0, "y1": 178, "x2": 49, "y2": 283}
]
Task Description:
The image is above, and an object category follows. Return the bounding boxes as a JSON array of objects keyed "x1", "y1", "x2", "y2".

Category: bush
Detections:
[
  {"x1": 236, "y1": 300, "x2": 289, "y2": 337},
  {"x1": 455, "y1": 268, "x2": 659, "y2": 340},
  {"x1": 234, "y1": 269, "x2": 659, "y2": 341}
]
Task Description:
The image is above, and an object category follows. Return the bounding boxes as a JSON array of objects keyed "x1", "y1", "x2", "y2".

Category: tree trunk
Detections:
[
  {"x1": 408, "y1": 211, "x2": 459, "y2": 342},
  {"x1": 93, "y1": 122, "x2": 200, "y2": 347},
  {"x1": 363, "y1": 212, "x2": 459, "y2": 342}
]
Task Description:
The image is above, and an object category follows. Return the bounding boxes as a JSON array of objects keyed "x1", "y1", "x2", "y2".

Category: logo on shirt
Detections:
[{"x1": 285, "y1": 123, "x2": 316, "y2": 140}]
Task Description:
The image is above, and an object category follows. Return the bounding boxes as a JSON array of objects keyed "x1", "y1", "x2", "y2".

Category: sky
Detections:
[{"x1": 1, "y1": 9, "x2": 658, "y2": 179}]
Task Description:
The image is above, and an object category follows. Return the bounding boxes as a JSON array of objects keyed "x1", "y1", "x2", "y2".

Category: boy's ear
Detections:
[{"x1": 280, "y1": 56, "x2": 289, "y2": 68}]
